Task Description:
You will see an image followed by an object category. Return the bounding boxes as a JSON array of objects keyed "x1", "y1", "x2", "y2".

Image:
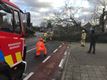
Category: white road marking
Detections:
[
  {"x1": 68, "y1": 52, "x2": 70, "y2": 55},
  {"x1": 59, "y1": 50, "x2": 68, "y2": 68},
  {"x1": 59, "y1": 59, "x2": 64, "y2": 68},
  {"x1": 64, "y1": 51, "x2": 67, "y2": 56},
  {"x1": 42, "y1": 56, "x2": 51, "y2": 63},
  {"x1": 53, "y1": 49, "x2": 58, "y2": 53},
  {"x1": 59, "y1": 45, "x2": 62, "y2": 48},
  {"x1": 23, "y1": 72, "x2": 34, "y2": 80},
  {"x1": 27, "y1": 48, "x2": 35, "y2": 53}
]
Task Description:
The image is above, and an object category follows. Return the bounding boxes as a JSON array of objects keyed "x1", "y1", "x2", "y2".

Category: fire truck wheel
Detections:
[
  {"x1": 13, "y1": 62, "x2": 25, "y2": 80},
  {"x1": 0, "y1": 62, "x2": 12, "y2": 80}
]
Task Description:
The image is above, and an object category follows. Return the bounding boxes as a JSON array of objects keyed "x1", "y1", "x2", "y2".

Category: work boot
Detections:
[
  {"x1": 44, "y1": 54, "x2": 47, "y2": 57},
  {"x1": 81, "y1": 44, "x2": 85, "y2": 47},
  {"x1": 93, "y1": 51, "x2": 95, "y2": 54},
  {"x1": 35, "y1": 55, "x2": 40, "y2": 57}
]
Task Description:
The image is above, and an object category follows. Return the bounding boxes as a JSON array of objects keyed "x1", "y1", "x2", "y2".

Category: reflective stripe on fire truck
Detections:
[
  {"x1": 15, "y1": 52, "x2": 22, "y2": 62},
  {"x1": 4, "y1": 51, "x2": 22, "y2": 67},
  {"x1": 5, "y1": 55, "x2": 14, "y2": 67}
]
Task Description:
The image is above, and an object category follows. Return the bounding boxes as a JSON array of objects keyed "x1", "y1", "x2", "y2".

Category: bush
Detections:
[{"x1": 96, "y1": 32, "x2": 107, "y2": 43}]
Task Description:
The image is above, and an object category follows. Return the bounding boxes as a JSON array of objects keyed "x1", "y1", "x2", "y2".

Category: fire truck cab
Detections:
[{"x1": 0, "y1": 0, "x2": 27, "y2": 80}]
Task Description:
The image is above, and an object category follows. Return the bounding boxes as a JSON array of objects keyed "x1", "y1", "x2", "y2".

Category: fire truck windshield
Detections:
[{"x1": 0, "y1": 3, "x2": 21, "y2": 34}]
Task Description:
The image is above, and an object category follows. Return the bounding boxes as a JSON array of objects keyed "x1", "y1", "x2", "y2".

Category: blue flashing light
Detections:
[{"x1": 0, "y1": 50, "x2": 5, "y2": 62}]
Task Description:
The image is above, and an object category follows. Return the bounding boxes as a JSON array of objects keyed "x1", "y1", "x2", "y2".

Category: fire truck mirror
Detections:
[{"x1": 27, "y1": 12, "x2": 30, "y2": 27}]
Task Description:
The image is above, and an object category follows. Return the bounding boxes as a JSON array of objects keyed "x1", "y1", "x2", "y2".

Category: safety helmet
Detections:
[{"x1": 82, "y1": 30, "x2": 85, "y2": 32}]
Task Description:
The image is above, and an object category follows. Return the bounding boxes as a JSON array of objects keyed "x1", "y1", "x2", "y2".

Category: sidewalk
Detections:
[{"x1": 61, "y1": 43, "x2": 107, "y2": 80}]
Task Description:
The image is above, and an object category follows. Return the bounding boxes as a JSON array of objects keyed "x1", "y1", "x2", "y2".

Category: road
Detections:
[{"x1": 25, "y1": 37, "x2": 62, "y2": 74}]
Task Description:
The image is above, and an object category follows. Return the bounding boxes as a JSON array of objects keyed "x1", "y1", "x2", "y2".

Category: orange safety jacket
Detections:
[
  {"x1": 36, "y1": 41, "x2": 46, "y2": 51},
  {"x1": 36, "y1": 39, "x2": 47, "y2": 55}
]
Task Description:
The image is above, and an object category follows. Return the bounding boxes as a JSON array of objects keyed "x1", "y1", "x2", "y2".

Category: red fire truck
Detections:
[{"x1": 0, "y1": 0, "x2": 27, "y2": 80}]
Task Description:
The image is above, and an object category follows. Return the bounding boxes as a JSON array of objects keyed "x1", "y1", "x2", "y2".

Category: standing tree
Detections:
[
  {"x1": 47, "y1": 20, "x2": 52, "y2": 29},
  {"x1": 88, "y1": 0, "x2": 107, "y2": 32}
]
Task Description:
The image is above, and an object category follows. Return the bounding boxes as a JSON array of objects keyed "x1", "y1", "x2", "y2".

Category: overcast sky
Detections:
[{"x1": 10, "y1": 0, "x2": 105, "y2": 26}]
